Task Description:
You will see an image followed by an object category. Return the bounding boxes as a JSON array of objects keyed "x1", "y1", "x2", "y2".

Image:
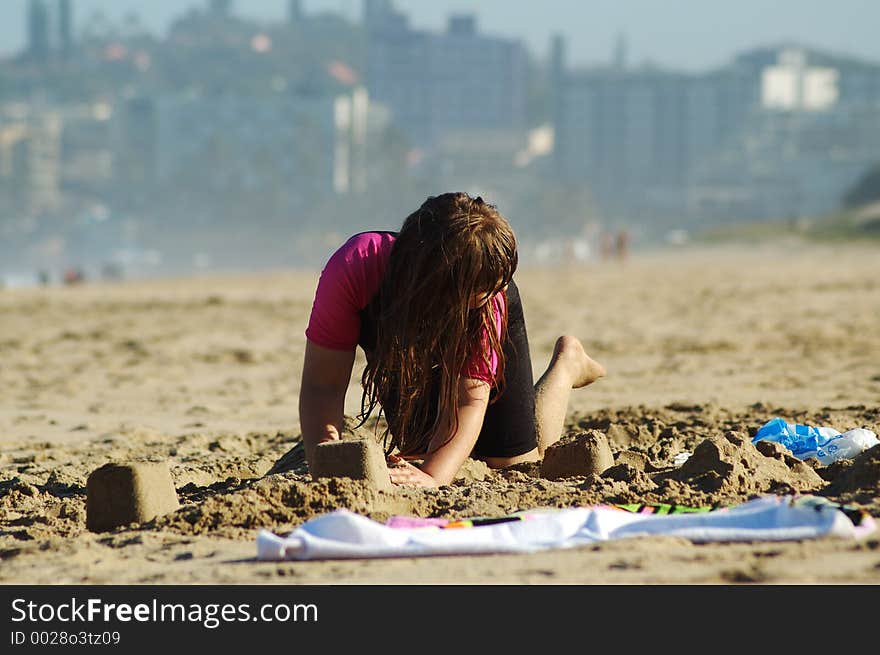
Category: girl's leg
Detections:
[
  {"x1": 481, "y1": 335, "x2": 605, "y2": 467},
  {"x1": 475, "y1": 282, "x2": 605, "y2": 468},
  {"x1": 470, "y1": 279, "x2": 539, "y2": 462},
  {"x1": 533, "y1": 335, "x2": 606, "y2": 456}
]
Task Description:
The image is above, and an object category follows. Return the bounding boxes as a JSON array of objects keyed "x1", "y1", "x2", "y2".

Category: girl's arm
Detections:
[
  {"x1": 299, "y1": 340, "x2": 356, "y2": 469},
  {"x1": 388, "y1": 376, "x2": 490, "y2": 487}
]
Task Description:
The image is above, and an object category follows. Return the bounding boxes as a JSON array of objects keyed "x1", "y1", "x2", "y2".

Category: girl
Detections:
[{"x1": 300, "y1": 192, "x2": 605, "y2": 488}]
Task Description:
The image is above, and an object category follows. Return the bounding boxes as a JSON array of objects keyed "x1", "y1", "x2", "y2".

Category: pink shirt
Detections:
[{"x1": 305, "y1": 232, "x2": 505, "y2": 383}]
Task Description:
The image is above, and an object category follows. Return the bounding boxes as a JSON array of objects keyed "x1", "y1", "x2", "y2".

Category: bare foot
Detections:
[{"x1": 551, "y1": 335, "x2": 606, "y2": 389}]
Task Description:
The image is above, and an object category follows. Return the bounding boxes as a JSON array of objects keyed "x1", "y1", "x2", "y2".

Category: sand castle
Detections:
[
  {"x1": 86, "y1": 461, "x2": 180, "y2": 533},
  {"x1": 310, "y1": 438, "x2": 393, "y2": 491}
]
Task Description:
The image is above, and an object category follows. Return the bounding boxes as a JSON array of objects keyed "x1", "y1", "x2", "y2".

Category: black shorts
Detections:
[{"x1": 358, "y1": 279, "x2": 537, "y2": 458}]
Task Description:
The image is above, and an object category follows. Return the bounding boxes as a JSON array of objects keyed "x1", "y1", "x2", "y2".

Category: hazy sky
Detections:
[{"x1": 2, "y1": 0, "x2": 879, "y2": 70}]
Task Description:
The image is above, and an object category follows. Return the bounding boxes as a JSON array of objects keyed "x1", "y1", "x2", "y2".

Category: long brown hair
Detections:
[{"x1": 359, "y1": 192, "x2": 518, "y2": 456}]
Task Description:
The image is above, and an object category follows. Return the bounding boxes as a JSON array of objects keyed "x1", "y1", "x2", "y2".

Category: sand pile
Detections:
[
  {"x1": 822, "y1": 445, "x2": 880, "y2": 504},
  {"x1": 673, "y1": 432, "x2": 823, "y2": 494}
]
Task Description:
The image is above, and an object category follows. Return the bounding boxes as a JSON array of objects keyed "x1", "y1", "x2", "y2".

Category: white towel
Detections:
[{"x1": 256, "y1": 495, "x2": 875, "y2": 561}]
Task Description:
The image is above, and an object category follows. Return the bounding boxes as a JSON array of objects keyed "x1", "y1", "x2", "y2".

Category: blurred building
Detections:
[
  {"x1": 690, "y1": 100, "x2": 880, "y2": 220},
  {"x1": 58, "y1": 102, "x2": 115, "y2": 198},
  {"x1": 27, "y1": 0, "x2": 51, "y2": 63},
  {"x1": 690, "y1": 47, "x2": 880, "y2": 220},
  {"x1": 0, "y1": 105, "x2": 62, "y2": 215},
  {"x1": 288, "y1": 0, "x2": 303, "y2": 24},
  {"x1": 112, "y1": 96, "x2": 157, "y2": 200},
  {"x1": 209, "y1": 0, "x2": 233, "y2": 17},
  {"x1": 58, "y1": 0, "x2": 73, "y2": 55},
  {"x1": 761, "y1": 49, "x2": 839, "y2": 111},
  {"x1": 553, "y1": 42, "x2": 880, "y2": 225},
  {"x1": 364, "y1": 1, "x2": 528, "y2": 151},
  {"x1": 25, "y1": 0, "x2": 77, "y2": 62},
  {"x1": 167, "y1": 5, "x2": 251, "y2": 50},
  {"x1": 113, "y1": 86, "x2": 374, "y2": 207},
  {"x1": 555, "y1": 60, "x2": 756, "y2": 220},
  {"x1": 735, "y1": 46, "x2": 880, "y2": 109}
]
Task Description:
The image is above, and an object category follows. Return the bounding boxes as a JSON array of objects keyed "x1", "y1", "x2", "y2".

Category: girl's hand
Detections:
[{"x1": 387, "y1": 455, "x2": 438, "y2": 488}]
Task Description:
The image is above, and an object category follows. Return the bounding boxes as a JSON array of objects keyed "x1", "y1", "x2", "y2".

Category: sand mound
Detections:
[
  {"x1": 159, "y1": 475, "x2": 403, "y2": 538},
  {"x1": 822, "y1": 444, "x2": 880, "y2": 505},
  {"x1": 671, "y1": 431, "x2": 824, "y2": 496}
]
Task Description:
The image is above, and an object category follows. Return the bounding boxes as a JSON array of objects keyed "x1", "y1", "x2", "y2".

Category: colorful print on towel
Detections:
[
  {"x1": 384, "y1": 496, "x2": 873, "y2": 531},
  {"x1": 384, "y1": 501, "x2": 719, "y2": 529}
]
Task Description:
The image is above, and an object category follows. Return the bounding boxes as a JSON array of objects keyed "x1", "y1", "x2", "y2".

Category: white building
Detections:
[{"x1": 762, "y1": 48, "x2": 839, "y2": 112}]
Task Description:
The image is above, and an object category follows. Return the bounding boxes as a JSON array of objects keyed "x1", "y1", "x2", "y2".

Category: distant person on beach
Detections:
[
  {"x1": 615, "y1": 229, "x2": 630, "y2": 262},
  {"x1": 600, "y1": 231, "x2": 615, "y2": 261},
  {"x1": 63, "y1": 267, "x2": 85, "y2": 285},
  {"x1": 300, "y1": 192, "x2": 606, "y2": 488}
]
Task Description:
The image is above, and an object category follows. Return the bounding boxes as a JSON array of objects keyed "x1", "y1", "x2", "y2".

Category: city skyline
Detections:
[
  {"x1": 2, "y1": 0, "x2": 880, "y2": 72},
  {"x1": 3, "y1": 0, "x2": 880, "y2": 279}
]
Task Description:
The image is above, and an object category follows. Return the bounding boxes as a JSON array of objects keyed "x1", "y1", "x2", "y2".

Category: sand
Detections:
[{"x1": 2, "y1": 241, "x2": 879, "y2": 584}]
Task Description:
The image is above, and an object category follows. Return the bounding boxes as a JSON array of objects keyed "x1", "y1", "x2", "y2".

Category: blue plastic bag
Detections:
[{"x1": 753, "y1": 417, "x2": 879, "y2": 465}]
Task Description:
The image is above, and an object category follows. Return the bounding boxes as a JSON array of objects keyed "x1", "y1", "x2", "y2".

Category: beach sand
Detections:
[{"x1": 2, "y1": 241, "x2": 879, "y2": 584}]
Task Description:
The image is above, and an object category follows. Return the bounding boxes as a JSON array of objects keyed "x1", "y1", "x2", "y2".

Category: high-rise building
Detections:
[
  {"x1": 27, "y1": 0, "x2": 51, "y2": 63},
  {"x1": 58, "y1": 0, "x2": 73, "y2": 55},
  {"x1": 0, "y1": 122, "x2": 29, "y2": 211},
  {"x1": 113, "y1": 96, "x2": 158, "y2": 205},
  {"x1": 0, "y1": 107, "x2": 62, "y2": 215},
  {"x1": 612, "y1": 33, "x2": 628, "y2": 71},
  {"x1": 549, "y1": 33, "x2": 567, "y2": 174},
  {"x1": 762, "y1": 49, "x2": 839, "y2": 111},
  {"x1": 554, "y1": 62, "x2": 758, "y2": 220},
  {"x1": 57, "y1": 103, "x2": 115, "y2": 198},
  {"x1": 366, "y1": 8, "x2": 528, "y2": 149},
  {"x1": 208, "y1": 0, "x2": 232, "y2": 17},
  {"x1": 116, "y1": 88, "x2": 372, "y2": 203},
  {"x1": 554, "y1": 44, "x2": 880, "y2": 223},
  {"x1": 288, "y1": 0, "x2": 303, "y2": 23},
  {"x1": 363, "y1": 0, "x2": 394, "y2": 28},
  {"x1": 550, "y1": 34, "x2": 567, "y2": 82},
  {"x1": 733, "y1": 46, "x2": 880, "y2": 109}
]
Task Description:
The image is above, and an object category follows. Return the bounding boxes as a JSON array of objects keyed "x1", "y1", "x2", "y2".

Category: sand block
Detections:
[
  {"x1": 311, "y1": 438, "x2": 392, "y2": 490},
  {"x1": 615, "y1": 450, "x2": 652, "y2": 472},
  {"x1": 541, "y1": 430, "x2": 614, "y2": 480},
  {"x1": 454, "y1": 458, "x2": 491, "y2": 482},
  {"x1": 86, "y1": 462, "x2": 180, "y2": 533}
]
